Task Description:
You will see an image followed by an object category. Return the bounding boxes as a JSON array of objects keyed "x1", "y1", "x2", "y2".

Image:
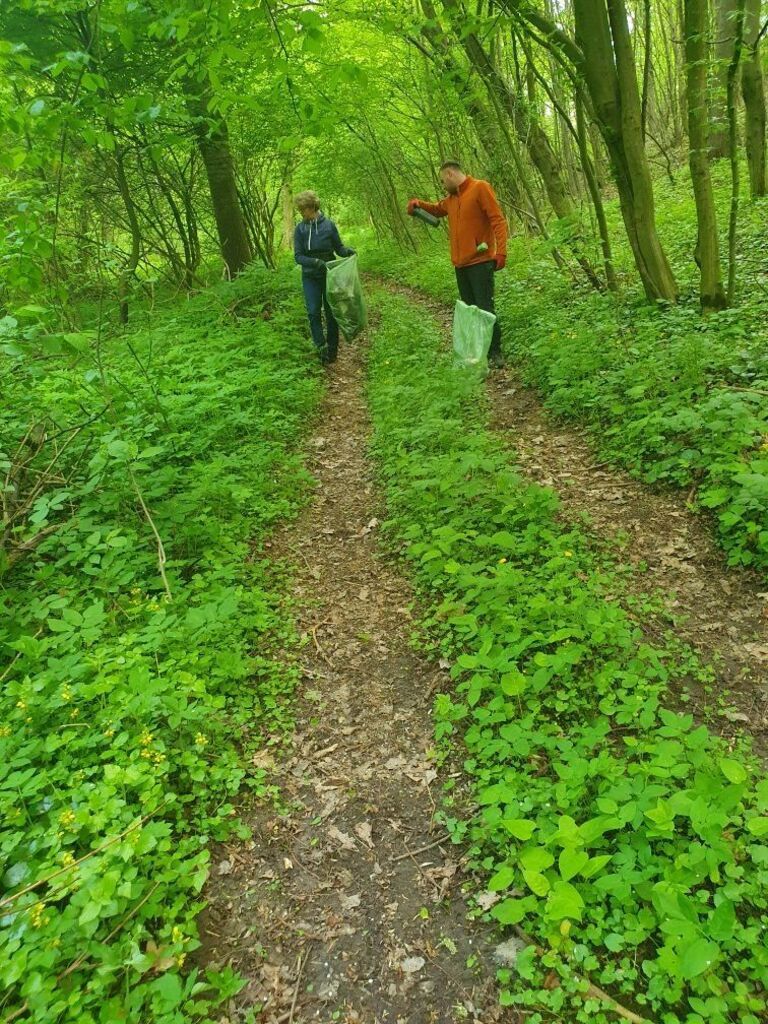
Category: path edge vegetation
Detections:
[
  {"x1": 365, "y1": 287, "x2": 768, "y2": 1024},
  {"x1": 0, "y1": 268, "x2": 323, "y2": 1023}
]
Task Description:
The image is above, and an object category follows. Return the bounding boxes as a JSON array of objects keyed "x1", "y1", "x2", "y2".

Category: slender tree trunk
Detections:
[
  {"x1": 684, "y1": 0, "x2": 727, "y2": 310},
  {"x1": 574, "y1": 0, "x2": 678, "y2": 301},
  {"x1": 113, "y1": 145, "x2": 142, "y2": 323},
  {"x1": 710, "y1": 0, "x2": 738, "y2": 157},
  {"x1": 727, "y1": 0, "x2": 746, "y2": 302},
  {"x1": 187, "y1": 87, "x2": 251, "y2": 277},
  {"x1": 741, "y1": 0, "x2": 766, "y2": 197},
  {"x1": 575, "y1": 88, "x2": 618, "y2": 290}
]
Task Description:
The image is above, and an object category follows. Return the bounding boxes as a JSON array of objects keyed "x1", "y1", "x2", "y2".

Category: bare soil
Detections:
[
  {"x1": 377, "y1": 279, "x2": 768, "y2": 757},
  {"x1": 198, "y1": 341, "x2": 510, "y2": 1024}
]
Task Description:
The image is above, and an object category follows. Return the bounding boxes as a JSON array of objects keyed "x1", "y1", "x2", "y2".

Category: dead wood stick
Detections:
[
  {"x1": 129, "y1": 467, "x2": 172, "y2": 600},
  {"x1": 512, "y1": 926, "x2": 651, "y2": 1024},
  {"x1": 392, "y1": 835, "x2": 448, "y2": 863},
  {"x1": 288, "y1": 947, "x2": 308, "y2": 1024}
]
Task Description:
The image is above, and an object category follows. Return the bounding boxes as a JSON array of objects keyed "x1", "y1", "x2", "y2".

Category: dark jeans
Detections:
[
  {"x1": 455, "y1": 260, "x2": 502, "y2": 359},
  {"x1": 302, "y1": 273, "x2": 339, "y2": 357}
]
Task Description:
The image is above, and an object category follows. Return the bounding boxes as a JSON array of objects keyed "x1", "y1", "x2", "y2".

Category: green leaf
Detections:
[
  {"x1": 491, "y1": 898, "x2": 530, "y2": 925},
  {"x1": 708, "y1": 900, "x2": 736, "y2": 941},
  {"x1": 558, "y1": 848, "x2": 589, "y2": 881},
  {"x1": 719, "y1": 758, "x2": 747, "y2": 784},
  {"x1": 488, "y1": 865, "x2": 516, "y2": 891},
  {"x1": 502, "y1": 818, "x2": 536, "y2": 840},
  {"x1": 545, "y1": 880, "x2": 584, "y2": 921},
  {"x1": 679, "y1": 938, "x2": 720, "y2": 980},
  {"x1": 746, "y1": 816, "x2": 768, "y2": 837},
  {"x1": 522, "y1": 869, "x2": 550, "y2": 897},
  {"x1": 519, "y1": 847, "x2": 554, "y2": 872}
]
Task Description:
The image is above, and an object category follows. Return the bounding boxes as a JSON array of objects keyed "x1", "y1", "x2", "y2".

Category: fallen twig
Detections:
[
  {"x1": 288, "y1": 947, "x2": 308, "y2": 1024},
  {"x1": 512, "y1": 926, "x2": 651, "y2": 1024},
  {"x1": 392, "y1": 835, "x2": 448, "y2": 863},
  {"x1": 128, "y1": 467, "x2": 172, "y2": 601}
]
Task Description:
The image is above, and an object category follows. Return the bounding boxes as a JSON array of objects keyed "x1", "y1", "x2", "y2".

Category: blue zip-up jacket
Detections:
[{"x1": 294, "y1": 213, "x2": 354, "y2": 278}]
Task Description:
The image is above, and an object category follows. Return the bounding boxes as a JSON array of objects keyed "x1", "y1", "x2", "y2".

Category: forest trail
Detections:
[
  {"x1": 377, "y1": 279, "x2": 768, "y2": 756},
  {"x1": 200, "y1": 338, "x2": 506, "y2": 1024}
]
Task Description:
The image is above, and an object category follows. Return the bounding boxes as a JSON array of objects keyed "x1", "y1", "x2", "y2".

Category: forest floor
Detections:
[
  {"x1": 377, "y1": 280, "x2": 768, "y2": 758},
  {"x1": 199, "y1": 337, "x2": 508, "y2": 1024},
  {"x1": 201, "y1": 280, "x2": 768, "y2": 1023}
]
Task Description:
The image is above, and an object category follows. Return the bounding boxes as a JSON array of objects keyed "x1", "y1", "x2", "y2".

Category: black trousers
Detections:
[{"x1": 455, "y1": 260, "x2": 502, "y2": 359}]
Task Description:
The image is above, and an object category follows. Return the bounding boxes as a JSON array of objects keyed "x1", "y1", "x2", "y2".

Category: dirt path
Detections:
[
  {"x1": 199, "y1": 340, "x2": 507, "y2": 1023},
  {"x1": 376, "y1": 279, "x2": 768, "y2": 756}
]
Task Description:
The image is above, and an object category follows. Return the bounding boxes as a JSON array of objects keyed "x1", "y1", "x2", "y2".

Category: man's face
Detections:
[
  {"x1": 300, "y1": 205, "x2": 318, "y2": 222},
  {"x1": 441, "y1": 168, "x2": 460, "y2": 195}
]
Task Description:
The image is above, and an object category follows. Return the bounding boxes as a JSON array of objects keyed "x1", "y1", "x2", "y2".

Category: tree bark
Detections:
[
  {"x1": 573, "y1": 0, "x2": 678, "y2": 301},
  {"x1": 741, "y1": 0, "x2": 766, "y2": 197},
  {"x1": 187, "y1": 88, "x2": 251, "y2": 278},
  {"x1": 710, "y1": 0, "x2": 738, "y2": 158},
  {"x1": 684, "y1": 0, "x2": 727, "y2": 310}
]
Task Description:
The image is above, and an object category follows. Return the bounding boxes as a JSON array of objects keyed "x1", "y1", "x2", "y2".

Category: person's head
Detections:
[
  {"x1": 295, "y1": 190, "x2": 320, "y2": 221},
  {"x1": 439, "y1": 160, "x2": 466, "y2": 195}
]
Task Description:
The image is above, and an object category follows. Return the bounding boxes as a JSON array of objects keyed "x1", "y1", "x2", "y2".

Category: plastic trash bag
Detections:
[
  {"x1": 452, "y1": 300, "x2": 495, "y2": 369},
  {"x1": 326, "y1": 254, "x2": 367, "y2": 341}
]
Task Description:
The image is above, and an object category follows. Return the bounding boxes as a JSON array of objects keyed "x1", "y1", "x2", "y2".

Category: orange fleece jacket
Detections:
[{"x1": 418, "y1": 176, "x2": 507, "y2": 268}]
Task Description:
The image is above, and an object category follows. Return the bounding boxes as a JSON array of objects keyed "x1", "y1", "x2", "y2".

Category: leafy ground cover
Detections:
[
  {"x1": 365, "y1": 173, "x2": 768, "y2": 570},
  {"x1": 0, "y1": 268, "x2": 321, "y2": 1023},
  {"x1": 366, "y1": 287, "x2": 768, "y2": 1024}
]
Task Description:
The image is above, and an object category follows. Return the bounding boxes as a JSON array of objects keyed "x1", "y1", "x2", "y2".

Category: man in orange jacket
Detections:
[{"x1": 408, "y1": 160, "x2": 508, "y2": 368}]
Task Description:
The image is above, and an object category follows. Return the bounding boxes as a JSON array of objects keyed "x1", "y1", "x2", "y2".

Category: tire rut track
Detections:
[
  {"x1": 198, "y1": 335, "x2": 508, "y2": 1024},
  {"x1": 374, "y1": 277, "x2": 768, "y2": 758}
]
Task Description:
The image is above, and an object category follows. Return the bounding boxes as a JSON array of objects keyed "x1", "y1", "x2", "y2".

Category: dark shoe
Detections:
[
  {"x1": 318, "y1": 346, "x2": 330, "y2": 366},
  {"x1": 488, "y1": 352, "x2": 506, "y2": 370},
  {"x1": 326, "y1": 348, "x2": 338, "y2": 364}
]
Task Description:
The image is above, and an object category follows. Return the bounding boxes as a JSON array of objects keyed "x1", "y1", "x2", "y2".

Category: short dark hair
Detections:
[{"x1": 440, "y1": 159, "x2": 463, "y2": 172}]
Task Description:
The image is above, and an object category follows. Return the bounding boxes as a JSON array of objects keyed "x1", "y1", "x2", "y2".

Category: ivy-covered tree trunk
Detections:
[
  {"x1": 188, "y1": 89, "x2": 251, "y2": 278},
  {"x1": 741, "y1": 0, "x2": 766, "y2": 197},
  {"x1": 684, "y1": 0, "x2": 727, "y2": 310}
]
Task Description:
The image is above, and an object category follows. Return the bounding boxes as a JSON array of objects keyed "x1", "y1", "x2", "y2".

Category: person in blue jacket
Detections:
[{"x1": 293, "y1": 190, "x2": 355, "y2": 365}]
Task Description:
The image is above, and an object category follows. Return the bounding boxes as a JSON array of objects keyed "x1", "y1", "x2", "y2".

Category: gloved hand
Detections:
[
  {"x1": 345, "y1": 248, "x2": 356, "y2": 256},
  {"x1": 407, "y1": 199, "x2": 421, "y2": 215},
  {"x1": 494, "y1": 253, "x2": 507, "y2": 272},
  {"x1": 313, "y1": 258, "x2": 326, "y2": 269}
]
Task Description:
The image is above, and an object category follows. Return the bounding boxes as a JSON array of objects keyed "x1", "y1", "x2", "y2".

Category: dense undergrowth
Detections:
[
  {"x1": 0, "y1": 268, "x2": 321, "y2": 1022},
  {"x1": 365, "y1": 170, "x2": 768, "y2": 570},
  {"x1": 366, "y1": 288, "x2": 768, "y2": 1024}
]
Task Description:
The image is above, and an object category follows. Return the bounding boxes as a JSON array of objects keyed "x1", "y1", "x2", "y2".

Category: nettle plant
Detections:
[
  {"x1": 366, "y1": 289, "x2": 768, "y2": 1024},
  {"x1": 1, "y1": 268, "x2": 321, "y2": 1022}
]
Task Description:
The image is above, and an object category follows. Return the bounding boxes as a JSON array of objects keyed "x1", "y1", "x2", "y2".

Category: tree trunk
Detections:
[
  {"x1": 710, "y1": 0, "x2": 738, "y2": 158},
  {"x1": 573, "y1": 0, "x2": 678, "y2": 301},
  {"x1": 187, "y1": 88, "x2": 251, "y2": 277},
  {"x1": 684, "y1": 0, "x2": 727, "y2": 310},
  {"x1": 741, "y1": 0, "x2": 766, "y2": 197},
  {"x1": 113, "y1": 144, "x2": 142, "y2": 324}
]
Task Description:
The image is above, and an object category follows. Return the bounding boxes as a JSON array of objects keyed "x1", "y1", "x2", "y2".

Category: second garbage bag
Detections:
[
  {"x1": 325, "y1": 254, "x2": 367, "y2": 341},
  {"x1": 452, "y1": 299, "x2": 495, "y2": 368}
]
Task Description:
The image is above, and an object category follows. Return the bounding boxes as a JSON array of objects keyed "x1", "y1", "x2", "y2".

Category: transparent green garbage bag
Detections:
[
  {"x1": 452, "y1": 300, "x2": 495, "y2": 369},
  {"x1": 326, "y1": 254, "x2": 367, "y2": 341}
]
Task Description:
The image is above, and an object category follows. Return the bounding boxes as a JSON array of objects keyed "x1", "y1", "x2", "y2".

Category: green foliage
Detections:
[
  {"x1": 365, "y1": 179, "x2": 768, "y2": 570},
  {"x1": 366, "y1": 287, "x2": 768, "y2": 1024},
  {"x1": 0, "y1": 267, "x2": 322, "y2": 1022}
]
